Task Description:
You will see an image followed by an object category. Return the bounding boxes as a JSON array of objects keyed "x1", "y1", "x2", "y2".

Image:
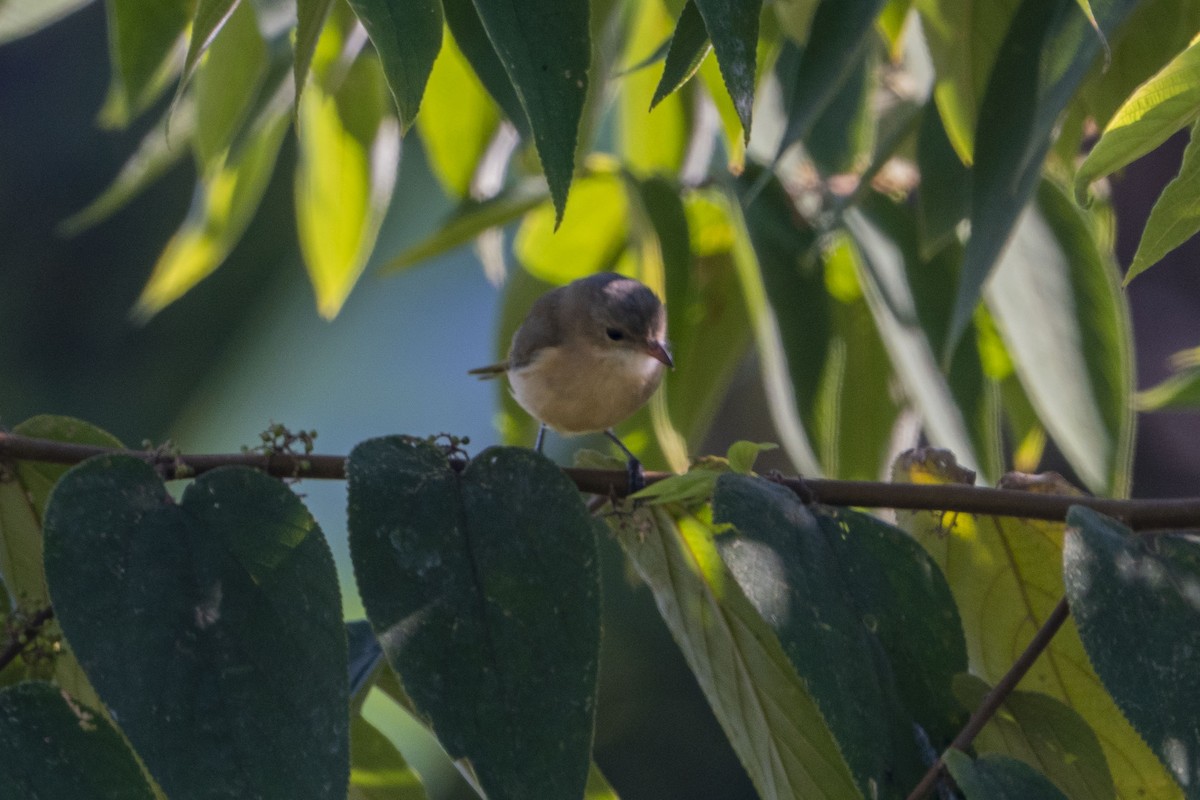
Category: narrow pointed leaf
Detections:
[
  {"x1": 1126, "y1": 119, "x2": 1200, "y2": 282},
  {"x1": 0, "y1": 0, "x2": 93, "y2": 44},
  {"x1": 442, "y1": 0, "x2": 529, "y2": 135},
  {"x1": 1065, "y1": 506, "x2": 1200, "y2": 796},
  {"x1": 1077, "y1": 37, "x2": 1200, "y2": 200},
  {"x1": 1137, "y1": 348, "x2": 1200, "y2": 411},
  {"x1": 466, "y1": 0, "x2": 588, "y2": 223},
  {"x1": 915, "y1": 101, "x2": 970, "y2": 257},
  {"x1": 349, "y1": 715, "x2": 429, "y2": 800},
  {"x1": 0, "y1": 682, "x2": 154, "y2": 800},
  {"x1": 192, "y1": 0, "x2": 267, "y2": 166},
  {"x1": 348, "y1": 0, "x2": 443, "y2": 132},
  {"x1": 178, "y1": 0, "x2": 241, "y2": 96},
  {"x1": 347, "y1": 438, "x2": 600, "y2": 800},
  {"x1": 622, "y1": 0, "x2": 689, "y2": 174},
  {"x1": 294, "y1": 0, "x2": 338, "y2": 103},
  {"x1": 612, "y1": 505, "x2": 862, "y2": 800},
  {"x1": 985, "y1": 179, "x2": 1134, "y2": 496},
  {"x1": 295, "y1": 54, "x2": 400, "y2": 319},
  {"x1": 692, "y1": 0, "x2": 759, "y2": 139},
  {"x1": 43, "y1": 458, "x2": 349, "y2": 799},
  {"x1": 944, "y1": 750, "x2": 1070, "y2": 800},
  {"x1": 947, "y1": 0, "x2": 1139, "y2": 355},
  {"x1": 650, "y1": 1, "x2": 710, "y2": 109},
  {"x1": 103, "y1": 0, "x2": 191, "y2": 126}
]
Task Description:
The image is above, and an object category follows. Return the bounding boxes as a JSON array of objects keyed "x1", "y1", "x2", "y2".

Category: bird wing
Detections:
[{"x1": 467, "y1": 361, "x2": 509, "y2": 380}]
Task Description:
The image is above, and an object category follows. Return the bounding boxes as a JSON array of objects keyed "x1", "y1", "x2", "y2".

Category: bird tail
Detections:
[{"x1": 467, "y1": 362, "x2": 508, "y2": 380}]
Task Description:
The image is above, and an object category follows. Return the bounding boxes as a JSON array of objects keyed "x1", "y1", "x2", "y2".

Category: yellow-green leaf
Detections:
[
  {"x1": 1126, "y1": 119, "x2": 1200, "y2": 282},
  {"x1": 347, "y1": 0, "x2": 443, "y2": 132},
  {"x1": 621, "y1": 0, "x2": 689, "y2": 175},
  {"x1": 101, "y1": 0, "x2": 191, "y2": 127},
  {"x1": 191, "y1": 0, "x2": 266, "y2": 167}
]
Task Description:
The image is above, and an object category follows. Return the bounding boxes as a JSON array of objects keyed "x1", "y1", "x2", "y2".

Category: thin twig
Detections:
[
  {"x1": 0, "y1": 606, "x2": 55, "y2": 673},
  {"x1": 5, "y1": 431, "x2": 1200, "y2": 528},
  {"x1": 905, "y1": 597, "x2": 1072, "y2": 800}
]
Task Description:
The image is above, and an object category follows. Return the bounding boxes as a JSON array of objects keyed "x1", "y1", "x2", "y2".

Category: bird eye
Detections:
[{"x1": 606, "y1": 328, "x2": 624, "y2": 341}]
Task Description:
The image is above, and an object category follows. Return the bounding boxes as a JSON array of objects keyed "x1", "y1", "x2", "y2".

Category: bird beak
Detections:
[{"x1": 645, "y1": 340, "x2": 674, "y2": 368}]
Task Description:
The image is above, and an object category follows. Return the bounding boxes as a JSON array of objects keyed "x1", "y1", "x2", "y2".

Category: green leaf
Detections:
[
  {"x1": 773, "y1": 0, "x2": 819, "y2": 44},
  {"x1": 692, "y1": 0, "x2": 760, "y2": 139},
  {"x1": 1126, "y1": 119, "x2": 1200, "y2": 282},
  {"x1": 416, "y1": 26, "x2": 501, "y2": 198},
  {"x1": 1137, "y1": 347, "x2": 1200, "y2": 411},
  {"x1": 192, "y1": 0, "x2": 267, "y2": 166},
  {"x1": 294, "y1": 0, "x2": 338, "y2": 105},
  {"x1": 944, "y1": 750, "x2": 1070, "y2": 800},
  {"x1": 469, "y1": 0, "x2": 589, "y2": 224},
  {"x1": 612, "y1": 505, "x2": 862, "y2": 800},
  {"x1": 776, "y1": 0, "x2": 888, "y2": 155},
  {"x1": 1065, "y1": 506, "x2": 1200, "y2": 796},
  {"x1": 0, "y1": 682, "x2": 155, "y2": 800},
  {"x1": 348, "y1": 0, "x2": 443, "y2": 132},
  {"x1": 0, "y1": 0, "x2": 93, "y2": 45},
  {"x1": 515, "y1": 169, "x2": 628, "y2": 285},
  {"x1": 380, "y1": 180, "x2": 548, "y2": 273},
  {"x1": 725, "y1": 441, "x2": 777, "y2": 474},
  {"x1": 350, "y1": 715, "x2": 429, "y2": 800},
  {"x1": 442, "y1": 0, "x2": 529, "y2": 136},
  {"x1": 985, "y1": 179, "x2": 1134, "y2": 496},
  {"x1": 585, "y1": 763, "x2": 621, "y2": 799},
  {"x1": 347, "y1": 438, "x2": 600, "y2": 800},
  {"x1": 295, "y1": 54, "x2": 400, "y2": 319},
  {"x1": 650, "y1": 1, "x2": 710, "y2": 109},
  {"x1": 914, "y1": 0, "x2": 1021, "y2": 163},
  {"x1": 134, "y1": 104, "x2": 290, "y2": 320},
  {"x1": 894, "y1": 454, "x2": 1179, "y2": 799},
  {"x1": 947, "y1": 0, "x2": 1139, "y2": 355},
  {"x1": 43, "y1": 458, "x2": 349, "y2": 799},
  {"x1": 801, "y1": 44, "x2": 875, "y2": 176},
  {"x1": 713, "y1": 475, "x2": 966, "y2": 793},
  {"x1": 101, "y1": 0, "x2": 191, "y2": 127},
  {"x1": 178, "y1": 0, "x2": 241, "y2": 99},
  {"x1": 955, "y1": 674, "x2": 1116, "y2": 800},
  {"x1": 1077, "y1": 37, "x2": 1200, "y2": 201},
  {"x1": 915, "y1": 101, "x2": 970, "y2": 258},
  {"x1": 621, "y1": 0, "x2": 689, "y2": 175}
]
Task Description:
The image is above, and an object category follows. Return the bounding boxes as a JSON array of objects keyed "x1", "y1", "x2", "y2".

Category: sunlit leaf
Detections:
[
  {"x1": 1137, "y1": 347, "x2": 1200, "y2": 411},
  {"x1": 1078, "y1": 37, "x2": 1200, "y2": 207},
  {"x1": 893, "y1": 451, "x2": 1179, "y2": 799},
  {"x1": 294, "y1": 0, "x2": 338, "y2": 106},
  {"x1": 1124, "y1": 119, "x2": 1200, "y2": 282},
  {"x1": 348, "y1": 0, "x2": 442, "y2": 132},
  {"x1": 956, "y1": 674, "x2": 1116, "y2": 800},
  {"x1": 349, "y1": 715, "x2": 428, "y2": 800},
  {"x1": 985, "y1": 179, "x2": 1134, "y2": 496},
  {"x1": 515, "y1": 168, "x2": 628, "y2": 285},
  {"x1": 101, "y1": 0, "x2": 191, "y2": 127},
  {"x1": 0, "y1": 0, "x2": 93, "y2": 45},
  {"x1": 725, "y1": 440, "x2": 777, "y2": 474},
  {"x1": 612, "y1": 505, "x2": 862, "y2": 800},
  {"x1": 947, "y1": 0, "x2": 1139, "y2": 355},
  {"x1": 698, "y1": 44, "x2": 745, "y2": 169},
  {"x1": 1065, "y1": 507, "x2": 1200, "y2": 796},
  {"x1": 693, "y1": 0, "x2": 760, "y2": 139},
  {"x1": 584, "y1": 763, "x2": 621, "y2": 799},
  {"x1": 441, "y1": 0, "x2": 528, "y2": 135},
  {"x1": 622, "y1": 0, "x2": 689, "y2": 175},
  {"x1": 192, "y1": 0, "x2": 267, "y2": 166},
  {"x1": 469, "y1": 0, "x2": 589, "y2": 224},
  {"x1": 651, "y1": 1, "x2": 711, "y2": 109},
  {"x1": 295, "y1": 54, "x2": 400, "y2": 319},
  {"x1": 417, "y1": 27, "x2": 501, "y2": 198},
  {"x1": 178, "y1": 0, "x2": 241, "y2": 98},
  {"x1": 944, "y1": 750, "x2": 1070, "y2": 800},
  {"x1": 133, "y1": 105, "x2": 290, "y2": 320}
]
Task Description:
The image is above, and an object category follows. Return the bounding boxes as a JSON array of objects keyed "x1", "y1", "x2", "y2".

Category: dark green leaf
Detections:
[
  {"x1": 468, "y1": 0, "x2": 589, "y2": 223},
  {"x1": 442, "y1": 0, "x2": 529, "y2": 136},
  {"x1": 915, "y1": 101, "x2": 970, "y2": 259},
  {"x1": 192, "y1": 0, "x2": 267, "y2": 166},
  {"x1": 692, "y1": 0, "x2": 760, "y2": 138},
  {"x1": 348, "y1": 0, "x2": 443, "y2": 131},
  {"x1": 651, "y1": 1, "x2": 711, "y2": 109},
  {"x1": 350, "y1": 715, "x2": 428, "y2": 800},
  {"x1": 347, "y1": 438, "x2": 600, "y2": 800},
  {"x1": 0, "y1": 0, "x2": 93, "y2": 44},
  {"x1": 713, "y1": 474, "x2": 966, "y2": 793},
  {"x1": 43, "y1": 458, "x2": 349, "y2": 800},
  {"x1": 101, "y1": 0, "x2": 191, "y2": 126},
  {"x1": 803, "y1": 45, "x2": 875, "y2": 175},
  {"x1": 0, "y1": 682, "x2": 154, "y2": 800},
  {"x1": 178, "y1": 0, "x2": 241, "y2": 97},
  {"x1": 294, "y1": 0, "x2": 338, "y2": 104},
  {"x1": 944, "y1": 750, "x2": 1070, "y2": 800},
  {"x1": 776, "y1": 0, "x2": 888, "y2": 156},
  {"x1": 955, "y1": 673, "x2": 1116, "y2": 800},
  {"x1": 1065, "y1": 506, "x2": 1200, "y2": 796},
  {"x1": 947, "y1": 0, "x2": 1139, "y2": 354}
]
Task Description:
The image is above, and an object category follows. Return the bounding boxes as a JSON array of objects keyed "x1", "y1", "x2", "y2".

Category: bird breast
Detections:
[{"x1": 508, "y1": 343, "x2": 666, "y2": 435}]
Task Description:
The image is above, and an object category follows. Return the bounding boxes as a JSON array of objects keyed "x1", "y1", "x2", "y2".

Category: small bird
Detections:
[{"x1": 470, "y1": 272, "x2": 674, "y2": 490}]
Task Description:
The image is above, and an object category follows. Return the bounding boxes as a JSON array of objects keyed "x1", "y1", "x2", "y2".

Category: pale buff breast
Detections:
[{"x1": 509, "y1": 343, "x2": 666, "y2": 435}]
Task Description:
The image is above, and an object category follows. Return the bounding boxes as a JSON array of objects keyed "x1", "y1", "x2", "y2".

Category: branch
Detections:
[
  {"x1": 0, "y1": 606, "x2": 55, "y2": 673},
  {"x1": 4, "y1": 431, "x2": 1200, "y2": 528},
  {"x1": 906, "y1": 596, "x2": 1072, "y2": 800}
]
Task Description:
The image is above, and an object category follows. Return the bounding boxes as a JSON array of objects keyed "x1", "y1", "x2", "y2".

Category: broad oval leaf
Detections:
[
  {"x1": 469, "y1": 0, "x2": 589, "y2": 224},
  {"x1": 295, "y1": 53, "x2": 400, "y2": 319},
  {"x1": 43, "y1": 458, "x2": 350, "y2": 799},
  {"x1": 1065, "y1": 506, "x2": 1200, "y2": 796},
  {"x1": 0, "y1": 682, "x2": 154, "y2": 800},
  {"x1": 347, "y1": 438, "x2": 600, "y2": 800},
  {"x1": 441, "y1": 0, "x2": 529, "y2": 136},
  {"x1": 0, "y1": 0, "x2": 93, "y2": 45},
  {"x1": 693, "y1": 0, "x2": 760, "y2": 139},
  {"x1": 1125, "y1": 119, "x2": 1200, "y2": 283},
  {"x1": 944, "y1": 750, "x2": 1070, "y2": 800},
  {"x1": 348, "y1": 0, "x2": 443, "y2": 132},
  {"x1": 985, "y1": 179, "x2": 1134, "y2": 496},
  {"x1": 612, "y1": 505, "x2": 862, "y2": 800},
  {"x1": 514, "y1": 169, "x2": 628, "y2": 285}
]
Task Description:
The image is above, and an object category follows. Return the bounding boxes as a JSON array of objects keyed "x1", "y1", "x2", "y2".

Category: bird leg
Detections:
[
  {"x1": 534, "y1": 423, "x2": 547, "y2": 453},
  {"x1": 605, "y1": 429, "x2": 645, "y2": 494}
]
